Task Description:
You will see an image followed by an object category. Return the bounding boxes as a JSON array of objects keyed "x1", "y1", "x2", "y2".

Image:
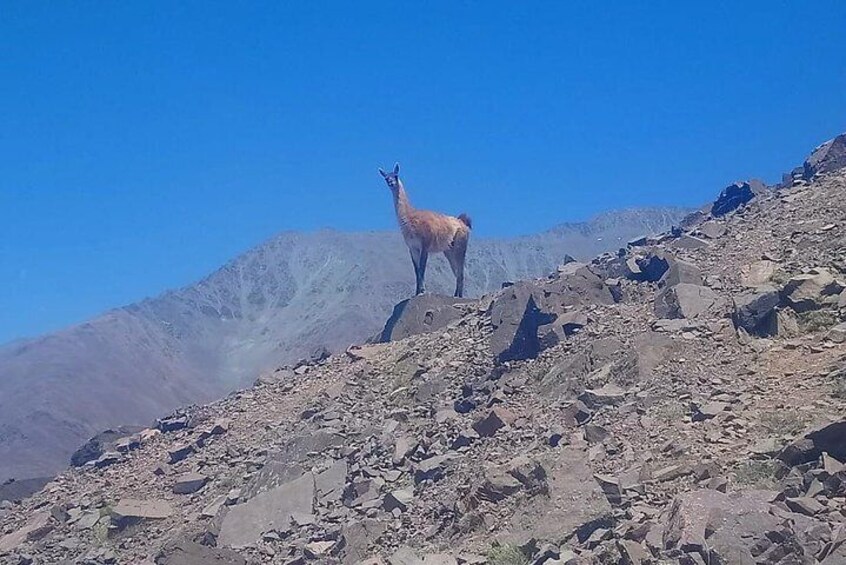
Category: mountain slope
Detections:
[
  {"x1": 2, "y1": 137, "x2": 846, "y2": 564},
  {"x1": 0, "y1": 208, "x2": 689, "y2": 482}
]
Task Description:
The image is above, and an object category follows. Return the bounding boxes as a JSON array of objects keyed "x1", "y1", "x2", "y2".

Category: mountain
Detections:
[
  {"x1": 0, "y1": 207, "x2": 690, "y2": 482},
  {"x1": 2, "y1": 136, "x2": 846, "y2": 565}
]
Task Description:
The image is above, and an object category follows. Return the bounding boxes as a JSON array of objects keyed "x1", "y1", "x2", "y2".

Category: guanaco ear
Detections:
[
  {"x1": 393, "y1": 163, "x2": 400, "y2": 175},
  {"x1": 378, "y1": 168, "x2": 387, "y2": 178}
]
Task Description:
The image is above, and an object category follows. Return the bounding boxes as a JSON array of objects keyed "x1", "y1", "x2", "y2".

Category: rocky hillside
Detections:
[
  {"x1": 2, "y1": 133, "x2": 846, "y2": 565},
  {"x1": 0, "y1": 209, "x2": 689, "y2": 485}
]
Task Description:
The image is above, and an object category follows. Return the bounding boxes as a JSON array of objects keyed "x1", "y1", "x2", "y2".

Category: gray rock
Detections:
[
  {"x1": 414, "y1": 455, "x2": 451, "y2": 483},
  {"x1": 654, "y1": 284, "x2": 723, "y2": 319},
  {"x1": 711, "y1": 181, "x2": 756, "y2": 217},
  {"x1": 827, "y1": 322, "x2": 846, "y2": 343},
  {"x1": 495, "y1": 447, "x2": 612, "y2": 545},
  {"x1": 803, "y1": 133, "x2": 846, "y2": 179},
  {"x1": 696, "y1": 222, "x2": 726, "y2": 240},
  {"x1": 489, "y1": 283, "x2": 557, "y2": 363},
  {"x1": 389, "y1": 547, "x2": 423, "y2": 565},
  {"x1": 93, "y1": 451, "x2": 122, "y2": 469},
  {"x1": 70, "y1": 426, "x2": 145, "y2": 467},
  {"x1": 168, "y1": 443, "x2": 195, "y2": 464},
  {"x1": 732, "y1": 287, "x2": 780, "y2": 337},
  {"x1": 785, "y1": 496, "x2": 824, "y2": 516},
  {"x1": 691, "y1": 401, "x2": 729, "y2": 422},
  {"x1": 594, "y1": 474, "x2": 623, "y2": 506},
  {"x1": 578, "y1": 383, "x2": 626, "y2": 408},
  {"x1": 156, "y1": 414, "x2": 190, "y2": 433},
  {"x1": 476, "y1": 468, "x2": 523, "y2": 502},
  {"x1": 781, "y1": 268, "x2": 845, "y2": 313},
  {"x1": 779, "y1": 419, "x2": 846, "y2": 466},
  {"x1": 314, "y1": 460, "x2": 347, "y2": 503},
  {"x1": 172, "y1": 472, "x2": 208, "y2": 495},
  {"x1": 472, "y1": 407, "x2": 516, "y2": 437},
  {"x1": 380, "y1": 295, "x2": 472, "y2": 342},
  {"x1": 111, "y1": 499, "x2": 173, "y2": 528},
  {"x1": 658, "y1": 258, "x2": 702, "y2": 288},
  {"x1": 383, "y1": 488, "x2": 414, "y2": 512},
  {"x1": 740, "y1": 260, "x2": 777, "y2": 288},
  {"x1": 155, "y1": 539, "x2": 246, "y2": 565},
  {"x1": 218, "y1": 472, "x2": 314, "y2": 548}
]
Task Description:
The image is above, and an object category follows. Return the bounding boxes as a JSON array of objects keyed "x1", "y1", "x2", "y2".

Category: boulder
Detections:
[
  {"x1": 711, "y1": 181, "x2": 759, "y2": 217},
  {"x1": 168, "y1": 443, "x2": 195, "y2": 464},
  {"x1": 827, "y1": 322, "x2": 846, "y2": 343},
  {"x1": 414, "y1": 455, "x2": 451, "y2": 483},
  {"x1": 218, "y1": 472, "x2": 315, "y2": 548},
  {"x1": 541, "y1": 264, "x2": 616, "y2": 307},
  {"x1": 696, "y1": 222, "x2": 726, "y2": 239},
  {"x1": 662, "y1": 490, "x2": 778, "y2": 559},
  {"x1": 383, "y1": 488, "x2": 414, "y2": 513},
  {"x1": 314, "y1": 460, "x2": 347, "y2": 503},
  {"x1": 779, "y1": 420, "x2": 846, "y2": 466},
  {"x1": 342, "y1": 519, "x2": 389, "y2": 565},
  {"x1": 740, "y1": 260, "x2": 777, "y2": 288},
  {"x1": 472, "y1": 407, "x2": 516, "y2": 437},
  {"x1": 489, "y1": 283, "x2": 556, "y2": 363},
  {"x1": 658, "y1": 258, "x2": 702, "y2": 288},
  {"x1": 627, "y1": 252, "x2": 670, "y2": 282},
  {"x1": 69, "y1": 426, "x2": 145, "y2": 467},
  {"x1": 654, "y1": 284, "x2": 723, "y2": 319},
  {"x1": 379, "y1": 295, "x2": 472, "y2": 342},
  {"x1": 156, "y1": 413, "x2": 190, "y2": 433},
  {"x1": 804, "y1": 133, "x2": 846, "y2": 179},
  {"x1": 781, "y1": 268, "x2": 845, "y2": 312},
  {"x1": 172, "y1": 472, "x2": 208, "y2": 495},
  {"x1": 732, "y1": 286, "x2": 780, "y2": 337},
  {"x1": 155, "y1": 540, "x2": 246, "y2": 565}
]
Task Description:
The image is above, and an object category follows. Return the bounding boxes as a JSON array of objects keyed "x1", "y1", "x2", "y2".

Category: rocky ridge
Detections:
[
  {"x1": 0, "y1": 208, "x2": 690, "y2": 484},
  {"x1": 2, "y1": 135, "x2": 846, "y2": 564}
]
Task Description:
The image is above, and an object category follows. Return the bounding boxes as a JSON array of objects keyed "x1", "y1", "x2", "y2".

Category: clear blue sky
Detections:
[{"x1": 2, "y1": 2, "x2": 845, "y2": 343}]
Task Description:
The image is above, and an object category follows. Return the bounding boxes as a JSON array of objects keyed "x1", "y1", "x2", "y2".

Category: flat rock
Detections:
[
  {"x1": 172, "y1": 472, "x2": 208, "y2": 495},
  {"x1": 496, "y1": 447, "x2": 612, "y2": 545},
  {"x1": 654, "y1": 283, "x2": 723, "y2": 320},
  {"x1": 380, "y1": 295, "x2": 472, "y2": 342},
  {"x1": 218, "y1": 472, "x2": 315, "y2": 548},
  {"x1": 740, "y1": 260, "x2": 777, "y2": 288},
  {"x1": 112, "y1": 499, "x2": 173, "y2": 527}
]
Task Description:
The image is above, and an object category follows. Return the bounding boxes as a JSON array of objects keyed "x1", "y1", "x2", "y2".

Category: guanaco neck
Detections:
[{"x1": 392, "y1": 180, "x2": 414, "y2": 228}]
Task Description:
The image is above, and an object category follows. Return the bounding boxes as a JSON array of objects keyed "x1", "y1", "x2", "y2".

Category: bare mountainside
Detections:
[{"x1": 0, "y1": 207, "x2": 688, "y2": 482}]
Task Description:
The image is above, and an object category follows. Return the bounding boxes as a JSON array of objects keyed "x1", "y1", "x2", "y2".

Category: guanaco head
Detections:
[{"x1": 378, "y1": 163, "x2": 401, "y2": 191}]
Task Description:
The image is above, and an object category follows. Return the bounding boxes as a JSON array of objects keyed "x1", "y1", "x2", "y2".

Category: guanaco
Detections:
[{"x1": 379, "y1": 163, "x2": 472, "y2": 297}]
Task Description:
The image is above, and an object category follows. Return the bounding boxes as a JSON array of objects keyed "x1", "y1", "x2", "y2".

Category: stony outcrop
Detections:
[
  {"x1": 804, "y1": 133, "x2": 846, "y2": 179},
  {"x1": 379, "y1": 295, "x2": 473, "y2": 342}
]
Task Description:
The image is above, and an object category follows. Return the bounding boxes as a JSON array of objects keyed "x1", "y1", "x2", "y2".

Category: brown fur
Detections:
[{"x1": 379, "y1": 164, "x2": 471, "y2": 297}]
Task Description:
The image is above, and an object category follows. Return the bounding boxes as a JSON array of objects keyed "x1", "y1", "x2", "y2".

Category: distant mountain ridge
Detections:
[{"x1": 0, "y1": 206, "x2": 690, "y2": 482}]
